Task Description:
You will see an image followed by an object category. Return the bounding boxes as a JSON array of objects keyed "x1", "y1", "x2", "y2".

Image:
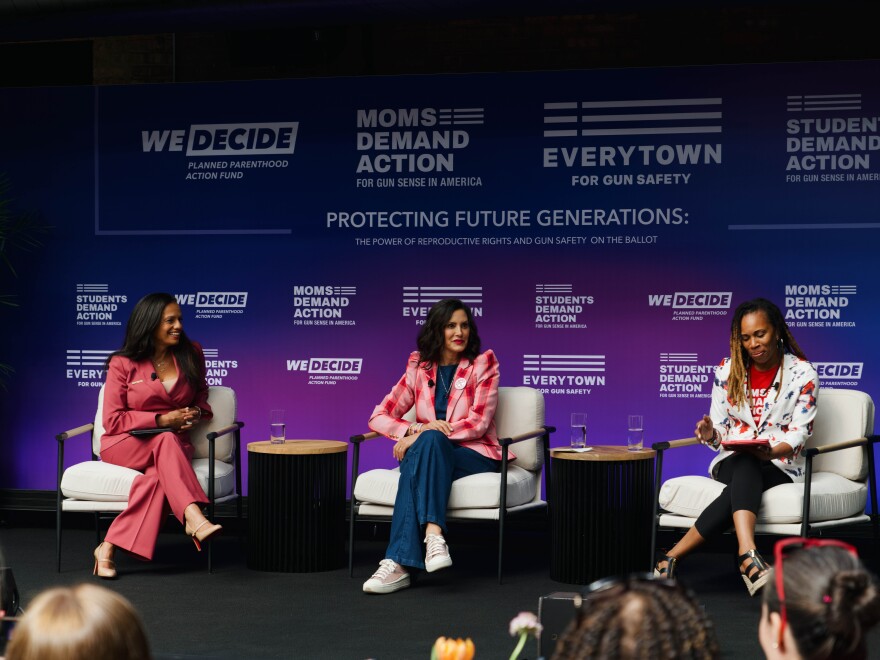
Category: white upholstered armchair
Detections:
[
  {"x1": 650, "y1": 388, "x2": 879, "y2": 561},
  {"x1": 348, "y1": 386, "x2": 553, "y2": 583},
  {"x1": 55, "y1": 385, "x2": 244, "y2": 573}
]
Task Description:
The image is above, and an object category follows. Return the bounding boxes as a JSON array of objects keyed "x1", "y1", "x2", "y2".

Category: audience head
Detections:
[
  {"x1": 5, "y1": 583, "x2": 151, "y2": 660},
  {"x1": 761, "y1": 537, "x2": 880, "y2": 660},
  {"x1": 552, "y1": 573, "x2": 720, "y2": 659},
  {"x1": 416, "y1": 298, "x2": 481, "y2": 364}
]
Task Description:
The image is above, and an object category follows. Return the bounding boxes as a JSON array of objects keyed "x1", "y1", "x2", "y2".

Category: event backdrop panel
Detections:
[{"x1": 0, "y1": 60, "x2": 877, "y2": 497}]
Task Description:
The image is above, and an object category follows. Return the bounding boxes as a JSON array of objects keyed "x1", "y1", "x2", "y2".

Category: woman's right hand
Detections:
[
  {"x1": 421, "y1": 420, "x2": 453, "y2": 435},
  {"x1": 156, "y1": 408, "x2": 194, "y2": 431},
  {"x1": 694, "y1": 415, "x2": 714, "y2": 444}
]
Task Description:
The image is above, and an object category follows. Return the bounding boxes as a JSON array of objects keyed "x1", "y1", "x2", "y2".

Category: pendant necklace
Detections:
[
  {"x1": 438, "y1": 366, "x2": 454, "y2": 398},
  {"x1": 152, "y1": 354, "x2": 170, "y2": 377}
]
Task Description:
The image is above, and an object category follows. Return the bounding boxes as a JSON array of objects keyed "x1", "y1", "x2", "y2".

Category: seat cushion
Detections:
[
  {"x1": 659, "y1": 472, "x2": 867, "y2": 524},
  {"x1": 191, "y1": 458, "x2": 237, "y2": 499},
  {"x1": 60, "y1": 461, "x2": 139, "y2": 502},
  {"x1": 659, "y1": 476, "x2": 724, "y2": 518},
  {"x1": 61, "y1": 459, "x2": 236, "y2": 502},
  {"x1": 759, "y1": 473, "x2": 867, "y2": 523},
  {"x1": 354, "y1": 465, "x2": 538, "y2": 510}
]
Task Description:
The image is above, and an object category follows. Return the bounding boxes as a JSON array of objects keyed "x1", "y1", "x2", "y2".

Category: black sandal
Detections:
[
  {"x1": 736, "y1": 549, "x2": 770, "y2": 596},
  {"x1": 653, "y1": 554, "x2": 678, "y2": 579}
]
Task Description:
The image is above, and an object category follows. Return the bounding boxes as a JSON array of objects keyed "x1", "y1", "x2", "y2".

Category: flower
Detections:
[
  {"x1": 431, "y1": 636, "x2": 475, "y2": 660},
  {"x1": 509, "y1": 611, "x2": 542, "y2": 638},
  {"x1": 508, "y1": 611, "x2": 542, "y2": 660}
]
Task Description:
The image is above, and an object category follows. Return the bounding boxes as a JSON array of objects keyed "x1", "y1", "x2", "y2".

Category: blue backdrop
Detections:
[{"x1": 1, "y1": 59, "x2": 877, "y2": 494}]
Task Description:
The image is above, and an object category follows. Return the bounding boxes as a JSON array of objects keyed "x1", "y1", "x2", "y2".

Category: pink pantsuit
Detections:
[{"x1": 100, "y1": 346, "x2": 212, "y2": 561}]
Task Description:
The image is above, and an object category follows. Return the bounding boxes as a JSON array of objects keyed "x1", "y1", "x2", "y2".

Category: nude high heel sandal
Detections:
[
  {"x1": 93, "y1": 542, "x2": 117, "y2": 579},
  {"x1": 185, "y1": 519, "x2": 223, "y2": 551}
]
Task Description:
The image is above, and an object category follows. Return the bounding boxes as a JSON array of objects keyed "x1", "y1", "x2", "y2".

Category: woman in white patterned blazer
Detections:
[{"x1": 655, "y1": 298, "x2": 819, "y2": 596}]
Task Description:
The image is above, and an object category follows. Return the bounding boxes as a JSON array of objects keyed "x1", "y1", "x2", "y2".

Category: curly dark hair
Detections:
[
  {"x1": 415, "y1": 299, "x2": 481, "y2": 367},
  {"x1": 727, "y1": 298, "x2": 806, "y2": 408},
  {"x1": 104, "y1": 292, "x2": 203, "y2": 386},
  {"x1": 763, "y1": 546, "x2": 880, "y2": 660},
  {"x1": 552, "y1": 575, "x2": 720, "y2": 660}
]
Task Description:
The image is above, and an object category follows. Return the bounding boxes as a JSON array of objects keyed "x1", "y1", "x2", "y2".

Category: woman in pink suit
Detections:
[
  {"x1": 362, "y1": 298, "x2": 508, "y2": 594},
  {"x1": 92, "y1": 292, "x2": 222, "y2": 579}
]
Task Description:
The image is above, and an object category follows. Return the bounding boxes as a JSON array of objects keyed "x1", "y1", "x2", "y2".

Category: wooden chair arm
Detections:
[
  {"x1": 651, "y1": 437, "x2": 700, "y2": 451},
  {"x1": 205, "y1": 421, "x2": 245, "y2": 442},
  {"x1": 805, "y1": 435, "x2": 876, "y2": 457},
  {"x1": 55, "y1": 423, "x2": 94, "y2": 444},
  {"x1": 350, "y1": 431, "x2": 382, "y2": 444},
  {"x1": 499, "y1": 427, "x2": 552, "y2": 447}
]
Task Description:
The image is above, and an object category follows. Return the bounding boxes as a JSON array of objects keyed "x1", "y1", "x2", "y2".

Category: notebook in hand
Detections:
[
  {"x1": 721, "y1": 437, "x2": 770, "y2": 450},
  {"x1": 130, "y1": 427, "x2": 173, "y2": 436}
]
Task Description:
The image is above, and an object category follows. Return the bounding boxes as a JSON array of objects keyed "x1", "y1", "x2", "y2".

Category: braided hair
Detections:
[
  {"x1": 763, "y1": 546, "x2": 880, "y2": 659},
  {"x1": 727, "y1": 298, "x2": 806, "y2": 409},
  {"x1": 552, "y1": 577, "x2": 720, "y2": 659}
]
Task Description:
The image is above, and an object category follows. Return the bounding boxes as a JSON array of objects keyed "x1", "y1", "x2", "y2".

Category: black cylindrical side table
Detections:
[
  {"x1": 247, "y1": 440, "x2": 347, "y2": 572},
  {"x1": 550, "y1": 446, "x2": 655, "y2": 584}
]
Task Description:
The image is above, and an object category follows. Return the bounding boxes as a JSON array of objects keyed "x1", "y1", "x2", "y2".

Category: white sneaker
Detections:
[
  {"x1": 362, "y1": 559, "x2": 411, "y2": 594},
  {"x1": 424, "y1": 533, "x2": 452, "y2": 573}
]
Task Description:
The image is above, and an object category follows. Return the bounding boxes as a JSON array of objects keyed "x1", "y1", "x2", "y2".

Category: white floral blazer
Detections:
[{"x1": 706, "y1": 352, "x2": 819, "y2": 483}]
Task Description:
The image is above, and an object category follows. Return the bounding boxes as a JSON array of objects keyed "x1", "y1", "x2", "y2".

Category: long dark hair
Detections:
[
  {"x1": 763, "y1": 547, "x2": 880, "y2": 660},
  {"x1": 416, "y1": 299, "x2": 481, "y2": 367},
  {"x1": 727, "y1": 297, "x2": 806, "y2": 408},
  {"x1": 104, "y1": 292, "x2": 202, "y2": 386}
]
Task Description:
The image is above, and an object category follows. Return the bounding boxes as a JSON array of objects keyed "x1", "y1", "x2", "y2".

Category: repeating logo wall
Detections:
[
  {"x1": 286, "y1": 357, "x2": 363, "y2": 385},
  {"x1": 534, "y1": 284, "x2": 593, "y2": 329},
  {"x1": 203, "y1": 348, "x2": 239, "y2": 386},
  {"x1": 66, "y1": 348, "x2": 112, "y2": 388},
  {"x1": 784, "y1": 284, "x2": 857, "y2": 327},
  {"x1": 648, "y1": 291, "x2": 732, "y2": 321},
  {"x1": 658, "y1": 353, "x2": 714, "y2": 399},
  {"x1": 522, "y1": 354, "x2": 606, "y2": 395},
  {"x1": 402, "y1": 286, "x2": 483, "y2": 323},
  {"x1": 293, "y1": 285, "x2": 357, "y2": 326},
  {"x1": 175, "y1": 292, "x2": 248, "y2": 320},
  {"x1": 813, "y1": 361, "x2": 864, "y2": 388},
  {"x1": 75, "y1": 284, "x2": 127, "y2": 327}
]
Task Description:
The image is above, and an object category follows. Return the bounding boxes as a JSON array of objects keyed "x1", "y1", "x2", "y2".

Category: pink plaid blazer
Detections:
[{"x1": 368, "y1": 349, "x2": 512, "y2": 461}]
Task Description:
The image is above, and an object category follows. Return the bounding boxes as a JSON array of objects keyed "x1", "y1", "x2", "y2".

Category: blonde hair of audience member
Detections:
[
  {"x1": 5, "y1": 584, "x2": 151, "y2": 660},
  {"x1": 552, "y1": 575, "x2": 720, "y2": 660},
  {"x1": 761, "y1": 546, "x2": 880, "y2": 660}
]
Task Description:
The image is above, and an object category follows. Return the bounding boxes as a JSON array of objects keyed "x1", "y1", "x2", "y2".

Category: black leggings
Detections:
[{"x1": 694, "y1": 452, "x2": 793, "y2": 539}]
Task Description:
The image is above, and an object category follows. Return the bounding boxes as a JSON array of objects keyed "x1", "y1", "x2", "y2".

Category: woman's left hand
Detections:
[
  {"x1": 393, "y1": 434, "x2": 417, "y2": 462},
  {"x1": 746, "y1": 445, "x2": 775, "y2": 461},
  {"x1": 180, "y1": 407, "x2": 202, "y2": 430},
  {"x1": 742, "y1": 441, "x2": 791, "y2": 461}
]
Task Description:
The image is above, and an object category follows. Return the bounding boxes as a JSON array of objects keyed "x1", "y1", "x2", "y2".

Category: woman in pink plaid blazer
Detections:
[{"x1": 362, "y1": 299, "x2": 506, "y2": 594}]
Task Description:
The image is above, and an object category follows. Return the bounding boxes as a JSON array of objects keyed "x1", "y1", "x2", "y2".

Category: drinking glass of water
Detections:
[
  {"x1": 627, "y1": 414, "x2": 644, "y2": 451},
  {"x1": 570, "y1": 413, "x2": 587, "y2": 449},
  {"x1": 270, "y1": 409, "x2": 285, "y2": 444}
]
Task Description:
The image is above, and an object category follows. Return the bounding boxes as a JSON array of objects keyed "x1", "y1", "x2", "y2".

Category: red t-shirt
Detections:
[{"x1": 749, "y1": 364, "x2": 777, "y2": 426}]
